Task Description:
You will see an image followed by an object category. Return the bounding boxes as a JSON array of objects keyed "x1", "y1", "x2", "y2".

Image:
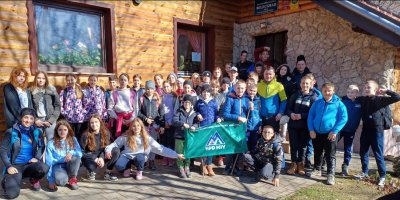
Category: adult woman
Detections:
[
  {"x1": 3, "y1": 67, "x2": 33, "y2": 129},
  {"x1": 31, "y1": 71, "x2": 61, "y2": 141},
  {"x1": 0, "y1": 108, "x2": 49, "y2": 198}
]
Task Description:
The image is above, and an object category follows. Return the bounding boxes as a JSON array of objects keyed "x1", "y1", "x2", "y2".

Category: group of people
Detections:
[{"x1": 1, "y1": 47, "x2": 399, "y2": 199}]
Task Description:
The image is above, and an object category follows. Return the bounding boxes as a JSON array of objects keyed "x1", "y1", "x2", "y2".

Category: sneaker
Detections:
[
  {"x1": 48, "y1": 183, "x2": 58, "y2": 192},
  {"x1": 68, "y1": 177, "x2": 79, "y2": 190},
  {"x1": 87, "y1": 171, "x2": 96, "y2": 181},
  {"x1": 149, "y1": 160, "x2": 157, "y2": 170},
  {"x1": 378, "y1": 177, "x2": 385, "y2": 187},
  {"x1": 136, "y1": 171, "x2": 143, "y2": 180},
  {"x1": 123, "y1": 169, "x2": 131, "y2": 177},
  {"x1": 30, "y1": 178, "x2": 41, "y2": 191},
  {"x1": 327, "y1": 174, "x2": 335, "y2": 185},
  {"x1": 341, "y1": 164, "x2": 349, "y2": 176},
  {"x1": 354, "y1": 172, "x2": 369, "y2": 180},
  {"x1": 178, "y1": 168, "x2": 187, "y2": 178},
  {"x1": 185, "y1": 167, "x2": 192, "y2": 178},
  {"x1": 104, "y1": 172, "x2": 118, "y2": 181},
  {"x1": 307, "y1": 169, "x2": 322, "y2": 178}
]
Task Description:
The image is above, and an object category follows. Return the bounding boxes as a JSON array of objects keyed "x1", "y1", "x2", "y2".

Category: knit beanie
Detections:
[
  {"x1": 182, "y1": 94, "x2": 194, "y2": 105},
  {"x1": 145, "y1": 80, "x2": 155, "y2": 89},
  {"x1": 20, "y1": 108, "x2": 37, "y2": 119},
  {"x1": 183, "y1": 80, "x2": 193, "y2": 88}
]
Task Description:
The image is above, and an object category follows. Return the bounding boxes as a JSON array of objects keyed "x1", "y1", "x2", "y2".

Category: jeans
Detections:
[
  {"x1": 337, "y1": 131, "x2": 355, "y2": 166},
  {"x1": 37, "y1": 117, "x2": 57, "y2": 141},
  {"x1": 306, "y1": 138, "x2": 314, "y2": 163},
  {"x1": 203, "y1": 156, "x2": 213, "y2": 165},
  {"x1": 289, "y1": 128, "x2": 309, "y2": 163},
  {"x1": 244, "y1": 154, "x2": 274, "y2": 179},
  {"x1": 360, "y1": 129, "x2": 386, "y2": 178},
  {"x1": 147, "y1": 125, "x2": 159, "y2": 161},
  {"x1": 2, "y1": 162, "x2": 49, "y2": 199},
  {"x1": 312, "y1": 133, "x2": 336, "y2": 175},
  {"x1": 52, "y1": 156, "x2": 81, "y2": 185},
  {"x1": 115, "y1": 153, "x2": 145, "y2": 171},
  {"x1": 82, "y1": 147, "x2": 120, "y2": 172}
]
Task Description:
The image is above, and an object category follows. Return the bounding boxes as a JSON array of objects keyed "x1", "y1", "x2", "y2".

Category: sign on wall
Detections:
[{"x1": 254, "y1": 0, "x2": 279, "y2": 15}]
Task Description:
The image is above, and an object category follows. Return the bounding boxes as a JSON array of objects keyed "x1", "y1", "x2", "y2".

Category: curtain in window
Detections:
[{"x1": 178, "y1": 29, "x2": 202, "y2": 53}]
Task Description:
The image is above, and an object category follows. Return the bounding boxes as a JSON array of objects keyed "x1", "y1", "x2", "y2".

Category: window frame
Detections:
[{"x1": 27, "y1": 0, "x2": 117, "y2": 75}]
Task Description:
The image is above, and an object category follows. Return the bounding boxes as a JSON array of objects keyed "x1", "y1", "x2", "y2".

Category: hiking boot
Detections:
[
  {"x1": 87, "y1": 171, "x2": 96, "y2": 181},
  {"x1": 104, "y1": 171, "x2": 118, "y2": 181},
  {"x1": 206, "y1": 165, "x2": 215, "y2": 176},
  {"x1": 123, "y1": 169, "x2": 131, "y2": 177},
  {"x1": 354, "y1": 172, "x2": 369, "y2": 180},
  {"x1": 341, "y1": 164, "x2": 349, "y2": 177},
  {"x1": 136, "y1": 171, "x2": 143, "y2": 180},
  {"x1": 68, "y1": 177, "x2": 79, "y2": 190},
  {"x1": 286, "y1": 162, "x2": 297, "y2": 175},
  {"x1": 149, "y1": 160, "x2": 157, "y2": 170},
  {"x1": 178, "y1": 168, "x2": 187, "y2": 178},
  {"x1": 185, "y1": 167, "x2": 192, "y2": 178},
  {"x1": 327, "y1": 174, "x2": 335, "y2": 185},
  {"x1": 201, "y1": 164, "x2": 209, "y2": 176},
  {"x1": 297, "y1": 162, "x2": 305, "y2": 175},
  {"x1": 307, "y1": 169, "x2": 322, "y2": 178},
  {"x1": 30, "y1": 178, "x2": 41, "y2": 191}
]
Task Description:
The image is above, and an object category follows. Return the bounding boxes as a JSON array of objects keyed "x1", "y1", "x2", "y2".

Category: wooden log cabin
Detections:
[{"x1": 0, "y1": 0, "x2": 399, "y2": 155}]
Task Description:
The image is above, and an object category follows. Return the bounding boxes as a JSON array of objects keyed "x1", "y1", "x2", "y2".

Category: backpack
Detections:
[{"x1": 380, "y1": 106, "x2": 392, "y2": 130}]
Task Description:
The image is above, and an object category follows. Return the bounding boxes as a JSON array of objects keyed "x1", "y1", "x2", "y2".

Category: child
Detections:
[
  {"x1": 154, "y1": 74, "x2": 164, "y2": 96},
  {"x1": 257, "y1": 66, "x2": 287, "y2": 132},
  {"x1": 132, "y1": 74, "x2": 146, "y2": 115},
  {"x1": 228, "y1": 67, "x2": 239, "y2": 93},
  {"x1": 191, "y1": 73, "x2": 201, "y2": 95},
  {"x1": 107, "y1": 73, "x2": 136, "y2": 139},
  {"x1": 212, "y1": 67, "x2": 223, "y2": 85},
  {"x1": 30, "y1": 71, "x2": 61, "y2": 141},
  {"x1": 4, "y1": 67, "x2": 33, "y2": 129},
  {"x1": 246, "y1": 84, "x2": 261, "y2": 152},
  {"x1": 245, "y1": 125, "x2": 283, "y2": 186},
  {"x1": 355, "y1": 80, "x2": 400, "y2": 186},
  {"x1": 222, "y1": 80, "x2": 250, "y2": 176},
  {"x1": 83, "y1": 74, "x2": 107, "y2": 122},
  {"x1": 137, "y1": 80, "x2": 164, "y2": 170},
  {"x1": 286, "y1": 75, "x2": 318, "y2": 175},
  {"x1": 210, "y1": 80, "x2": 226, "y2": 166},
  {"x1": 46, "y1": 120, "x2": 83, "y2": 191},
  {"x1": 276, "y1": 64, "x2": 295, "y2": 100},
  {"x1": 105, "y1": 118, "x2": 184, "y2": 180},
  {"x1": 254, "y1": 62, "x2": 264, "y2": 82},
  {"x1": 307, "y1": 83, "x2": 348, "y2": 185},
  {"x1": 167, "y1": 72, "x2": 178, "y2": 92},
  {"x1": 60, "y1": 74, "x2": 86, "y2": 140},
  {"x1": 176, "y1": 77, "x2": 185, "y2": 96},
  {"x1": 202, "y1": 71, "x2": 212, "y2": 85},
  {"x1": 338, "y1": 84, "x2": 362, "y2": 176},
  {"x1": 161, "y1": 81, "x2": 179, "y2": 166},
  {"x1": 248, "y1": 72, "x2": 259, "y2": 84},
  {"x1": 194, "y1": 84, "x2": 221, "y2": 176},
  {"x1": 80, "y1": 114, "x2": 120, "y2": 181},
  {"x1": 178, "y1": 80, "x2": 198, "y2": 106},
  {"x1": 173, "y1": 94, "x2": 198, "y2": 178},
  {"x1": 224, "y1": 63, "x2": 233, "y2": 78},
  {"x1": 105, "y1": 75, "x2": 118, "y2": 131},
  {"x1": 0, "y1": 108, "x2": 49, "y2": 198}
]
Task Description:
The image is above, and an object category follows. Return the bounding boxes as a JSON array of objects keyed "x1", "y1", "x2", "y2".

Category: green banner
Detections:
[{"x1": 184, "y1": 122, "x2": 248, "y2": 158}]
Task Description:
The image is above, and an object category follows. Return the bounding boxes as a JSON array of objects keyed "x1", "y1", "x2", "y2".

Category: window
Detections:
[
  {"x1": 255, "y1": 31, "x2": 288, "y2": 68},
  {"x1": 174, "y1": 18, "x2": 215, "y2": 77},
  {"x1": 27, "y1": 0, "x2": 116, "y2": 74}
]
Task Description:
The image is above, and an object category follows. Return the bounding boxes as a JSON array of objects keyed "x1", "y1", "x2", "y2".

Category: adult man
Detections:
[{"x1": 236, "y1": 50, "x2": 254, "y2": 81}]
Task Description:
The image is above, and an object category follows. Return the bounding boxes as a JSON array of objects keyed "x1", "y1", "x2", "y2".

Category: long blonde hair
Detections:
[
  {"x1": 30, "y1": 71, "x2": 50, "y2": 92},
  {"x1": 126, "y1": 118, "x2": 149, "y2": 151}
]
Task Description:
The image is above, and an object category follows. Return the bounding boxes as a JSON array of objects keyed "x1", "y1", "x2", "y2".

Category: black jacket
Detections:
[
  {"x1": 3, "y1": 83, "x2": 33, "y2": 128},
  {"x1": 286, "y1": 90, "x2": 318, "y2": 129},
  {"x1": 172, "y1": 107, "x2": 198, "y2": 139},
  {"x1": 0, "y1": 124, "x2": 44, "y2": 169},
  {"x1": 137, "y1": 94, "x2": 165, "y2": 126},
  {"x1": 251, "y1": 135, "x2": 283, "y2": 179},
  {"x1": 292, "y1": 67, "x2": 312, "y2": 91},
  {"x1": 277, "y1": 75, "x2": 296, "y2": 99},
  {"x1": 357, "y1": 90, "x2": 400, "y2": 132}
]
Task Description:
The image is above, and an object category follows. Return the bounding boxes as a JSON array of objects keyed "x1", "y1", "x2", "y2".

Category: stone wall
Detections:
[{"x1": 233, "y1": 7, "x2": 398, "y2": 96}]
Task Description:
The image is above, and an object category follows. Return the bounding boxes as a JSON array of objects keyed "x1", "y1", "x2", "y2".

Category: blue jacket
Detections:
[
  {"x1": 45, "y1": 137, "x2": 82, "y2": 184},
  {"x1": 195, "y1": 98, "x2": 219, "y2": 127},
  {"x1": 307, "y1": 95, "x2": 348, "y2": 134},
  {"x1": 341, "y1": 96, "x2": 362, "y2": 133},
  {"x1": 222, "y1": 93, "x2": 250, "y2": 122},
  {"x1": 257, "y1": 79, "x2": 287, "y2": 118},
  {"x1": 246, "y1": 95, "x2": 261, "y2": 131}
]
